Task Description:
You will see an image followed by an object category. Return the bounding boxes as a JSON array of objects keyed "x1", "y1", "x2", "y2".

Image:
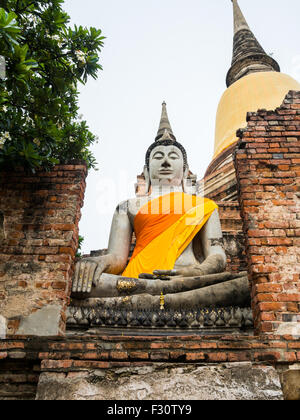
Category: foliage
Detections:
[
  {"x1": 76, "y1": 234, "x2": 84, "y2": 258},
  {"x1": 0, "y1": 0, "x2": 104, "y2": 171}
]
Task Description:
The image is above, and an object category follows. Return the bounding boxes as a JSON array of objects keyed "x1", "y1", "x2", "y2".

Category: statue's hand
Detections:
[
  {"x1": 72, "y1": 257, "x2": 107, "y2": 297},
  {"x1": 138, "y1": 264, "x2": 211, "y2": 281},
  {"x1": 139, "y1": 270, "x2": 178, "y2": 281},
  {"x1": 140, "y1": 266, "x2": 206, "y2": 280},
  {"x1": 153, "y1": 270, "x2": 179, "y2": 278}
]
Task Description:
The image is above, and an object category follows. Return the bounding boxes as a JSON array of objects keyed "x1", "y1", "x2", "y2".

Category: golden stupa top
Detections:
[{"x1": 214, "y1": 72, "x2": 300, "y2": 159}]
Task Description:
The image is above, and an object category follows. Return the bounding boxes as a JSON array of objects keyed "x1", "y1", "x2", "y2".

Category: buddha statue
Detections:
[{"x1": 71, "y1": 105, "x2": 250, "y2": 311}]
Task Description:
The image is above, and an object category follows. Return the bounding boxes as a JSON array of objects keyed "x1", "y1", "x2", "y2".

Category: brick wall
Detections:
[
  {"x1": 1, "y1": 333, "x2": 299, "y2": 369},
  {"x1": 0, "y1": 164, "x2": 87, "y2": 336},
  {"x1": 0, "y1": 358, "x2": 40, "y2": 400},
  {"x1": 218, "y1": 202, "x2": 247, "y2": 273},
  {"x1": 235, "y1": 90, "x2": 300, "y2": 336}
]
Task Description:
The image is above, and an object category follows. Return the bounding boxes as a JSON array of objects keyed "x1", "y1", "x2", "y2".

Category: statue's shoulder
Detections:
[
  {"x1": 115, "y1": 199, "x2": 130, "y2": 215},
  {"x1": 115, "y1": 198, "x2": 142, "y2": 214},
  {"x1": 127, "y1": 197, "x2": 147, "y2": 213}
]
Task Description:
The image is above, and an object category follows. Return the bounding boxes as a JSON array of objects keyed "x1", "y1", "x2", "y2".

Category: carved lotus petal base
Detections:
[{"x1": 66, "y1": 306, "x2": 253, "y2": 333}]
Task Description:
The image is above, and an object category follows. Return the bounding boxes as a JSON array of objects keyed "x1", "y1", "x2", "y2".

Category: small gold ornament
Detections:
[
  {"x1": 160, "y1": 292, "x2": 165, "y2": 310},
  {"x1": 117, "y1": 280, "x2": 137, "y2": 293}
]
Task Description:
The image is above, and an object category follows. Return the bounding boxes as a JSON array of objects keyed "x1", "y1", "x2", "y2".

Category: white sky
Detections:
[{"x1": 63, "y1": 0, "x2": 300, "y2": 254}]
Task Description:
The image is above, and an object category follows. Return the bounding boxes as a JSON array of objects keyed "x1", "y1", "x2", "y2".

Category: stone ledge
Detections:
[{"x1": 35, "y1": 362, "x2": 284, "y2": 400}]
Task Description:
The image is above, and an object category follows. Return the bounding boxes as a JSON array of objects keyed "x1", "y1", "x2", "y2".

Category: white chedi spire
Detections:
[
  {"x1": 155, "y1": 102, "x2": 176, "y2": 142},
  {"x1": 231, "y1": 0, "x2": 251, "y2": 34}
]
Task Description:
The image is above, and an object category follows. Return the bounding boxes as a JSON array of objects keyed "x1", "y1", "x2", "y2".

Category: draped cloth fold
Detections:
[{"x1": 122, "y1": 192, "x2": 218, "y2": 279}]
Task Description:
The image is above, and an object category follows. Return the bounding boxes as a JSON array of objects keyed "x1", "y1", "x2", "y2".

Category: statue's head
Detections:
[{"x1": 144, "y1": 131, "x2": 189, "y2": 191}]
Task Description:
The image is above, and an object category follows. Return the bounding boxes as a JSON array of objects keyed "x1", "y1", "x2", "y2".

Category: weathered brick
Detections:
[
  {"x1": 256, "y1": 284, "x2": 283, "y2": 293},
  {"x1": 110, "y1": 352, "x2": 128, "y2": 360},
  {"x1": 150, "y1": 342, "x2": 170, "y2": 350},
  {"x1": 258, "y1": 302, "x2": 286, "y2": 312},
  {"x1": 253, "y1": 352, "x2": 281, "y2": 362},
  {"x1": 256, "y1": 293, "x2": 277, "y2": 303},
  {"x1": 129, "y1": 352, "x2": 149, "y2": 360},
  {"x1": 277, "y1": 294, "x2": 300, "y2": 302},
  {"x1": 284, "y1": 352, "x2": 297, "y2": 362},
  {"x1": 150, "y1": 352, "x2": 170, "y2": 361},
  {"x1": 185, "y1": 352, "x2": 206, "y2": 362},
  {"x1": 227, "y1": 352, "x2": 250, "y2": 362},
  {"x1": 206, "y1": 353, "x2": 227, "y2": 362}
]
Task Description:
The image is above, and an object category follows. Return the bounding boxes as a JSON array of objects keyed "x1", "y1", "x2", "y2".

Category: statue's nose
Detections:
[{"x1": 161, "y1": 159, "x2": 171, "y2": 168}]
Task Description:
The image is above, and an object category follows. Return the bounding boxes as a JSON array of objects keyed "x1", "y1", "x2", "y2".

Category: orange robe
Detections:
[{"x1": 122, "y1": 192, "x2": 218, "y2": 279}]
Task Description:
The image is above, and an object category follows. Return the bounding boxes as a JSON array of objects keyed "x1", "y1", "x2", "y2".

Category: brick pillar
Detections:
[
  {"x1": 0, "y1": 164, "x2": 87, "y2": 336},
  {"x1": 235, "y1": 90, "x2": 300, "y2": 336}
]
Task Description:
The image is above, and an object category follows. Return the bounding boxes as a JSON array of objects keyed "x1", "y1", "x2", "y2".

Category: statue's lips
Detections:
[{"x1": 159, "y1": 170, "x2": 173, "y2": 175}]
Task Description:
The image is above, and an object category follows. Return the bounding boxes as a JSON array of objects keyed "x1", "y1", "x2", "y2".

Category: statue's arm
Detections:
[
  {"x1": 72, "y1": 202, "x2": 132, "y2": 295},
  {"x1": 105, "y1": 203, "x2": 133, "y2": 274}
]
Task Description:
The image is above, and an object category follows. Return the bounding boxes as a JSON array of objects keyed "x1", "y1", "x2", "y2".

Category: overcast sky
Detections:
[{"x1": 63, "y1": 0, "x2": 300, "y2": 254}]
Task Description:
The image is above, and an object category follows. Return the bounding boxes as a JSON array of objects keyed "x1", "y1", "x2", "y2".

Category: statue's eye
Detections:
[
  {"x1": 169, "y1": 153, "x2": 179, "y2": 160},
  {"x1": 153, "y1": 153, "x2": 164, "y2": 160}
]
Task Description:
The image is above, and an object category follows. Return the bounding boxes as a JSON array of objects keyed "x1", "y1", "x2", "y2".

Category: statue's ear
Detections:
[
  {"x1": 143, "y1": 165, "x2": 151, "y2": 195},
  {"x1": 182, "y1": 165, "x2": 189, "y2": 194},
  {"x1": 183, "y1": 164, "x2": 189, "y2": 180}
]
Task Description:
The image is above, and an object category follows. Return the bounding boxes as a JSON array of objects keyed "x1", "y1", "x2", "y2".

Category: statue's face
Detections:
[{"x1": 149, "y1": 145, "x2": 184, "y2": 186}]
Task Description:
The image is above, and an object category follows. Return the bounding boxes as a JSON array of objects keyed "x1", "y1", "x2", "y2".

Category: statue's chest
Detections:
[{"x1": 127, "y1": 199, "x2": 204, "y2": 266}]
